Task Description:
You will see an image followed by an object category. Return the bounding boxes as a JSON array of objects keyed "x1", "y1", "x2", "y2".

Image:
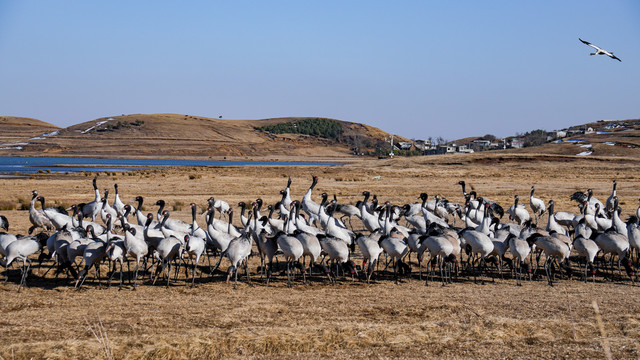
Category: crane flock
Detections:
[{"x1": 1, "y1": 176, "x2": 639, "y2": 292}]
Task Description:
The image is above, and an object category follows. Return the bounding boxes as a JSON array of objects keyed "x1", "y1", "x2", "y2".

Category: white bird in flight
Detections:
[{"x1": 579, "y1": 38, "x2": 621, "y2": 62}]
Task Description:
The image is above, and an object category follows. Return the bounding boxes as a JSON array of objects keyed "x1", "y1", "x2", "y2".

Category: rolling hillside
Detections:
[
  {"x1": 2, "y1": 114, "x2": 640, "y2": 160},
  {"x1": 0, "y1": 114, "x2": 407, "y2": 159},
  {"x1": 0, "y1": 117, "x2": 60, "y2": 149}
]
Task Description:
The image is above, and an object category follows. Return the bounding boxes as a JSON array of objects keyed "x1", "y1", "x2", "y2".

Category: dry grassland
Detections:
[{"x1": 1, "y1": 154, "x2": 640, "y2": 359}]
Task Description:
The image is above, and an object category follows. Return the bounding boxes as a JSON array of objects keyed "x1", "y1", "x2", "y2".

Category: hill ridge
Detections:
[{"x1": 0, "y1": 114, "x2": 406, "y2": 159}]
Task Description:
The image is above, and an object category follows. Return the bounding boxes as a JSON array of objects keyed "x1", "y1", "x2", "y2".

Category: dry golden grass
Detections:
[
  {"x1": 2, "y1": 153, "x2": 640, "y2": 359},
  {"x1": 0, "y1": 114, "x2": 409, "y2": 159}
]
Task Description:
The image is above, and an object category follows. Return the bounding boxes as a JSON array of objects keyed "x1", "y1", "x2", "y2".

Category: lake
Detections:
[{"x1": 0, "y1": 156, "x2": 339, "y2": 174}]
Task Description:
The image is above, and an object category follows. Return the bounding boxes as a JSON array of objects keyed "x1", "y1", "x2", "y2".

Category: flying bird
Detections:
[{"x1": 579, "y1": 38, "x2": 621, "y2": 62}]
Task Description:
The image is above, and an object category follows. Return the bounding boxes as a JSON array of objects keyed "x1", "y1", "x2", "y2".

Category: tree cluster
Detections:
[
  {"x1": 255, "y1": 118, "x2": 343, "y2": 140},
  {"x1": 518, "y1": 129, "x2": 548, "y2": 147}
]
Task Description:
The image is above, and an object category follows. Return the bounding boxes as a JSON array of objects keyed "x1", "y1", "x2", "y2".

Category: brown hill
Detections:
[
  {"x1": 0, "y1": 114, "x2": 407, "y2": 159},
  {"x1": 0, "y1": 116, "x2": 60, "y2": 147}
]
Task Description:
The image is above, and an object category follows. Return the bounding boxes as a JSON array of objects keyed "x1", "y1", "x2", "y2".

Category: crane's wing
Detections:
[
  {"x1": 570, "y1": 191, "x2": 587, "y2": 203},
  {"x1": 609, "y1": 53, "x2": 622, "y2": 62},
  {"x1": 579, "y1": 38, "x2": 601, "y2": 51}
]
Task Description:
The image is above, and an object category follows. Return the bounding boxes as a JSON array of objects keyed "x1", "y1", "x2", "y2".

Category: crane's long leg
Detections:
[
  {"x1": 234, "y1": 264, "x2": 239, "y2": 290},
  {"x1": 96, "y1": 262, "x2": 102, "y2": 290},
  {"x1": 118, "y1": 260, "x2": 123, "y2": 290},
  {"x1": 133, "y1": 260, "x2": 140, "y2": 290},
  {"x1": 191, "y1": 256, "x2": 198, "y2": 288},
  {"x1": 368, "y1": 259, "x2": 376, "y2": 284},
  {"x1": 245, "y1": 259, "x2": 252, "y2": 286},
  {"x1": 166, "y1": 262, "x2": 172, "y2": 288},
  {"x1": 108, "y1": 261, "x2": 117, "y2": 288},
  {"x1": 18, "y1": 259, "x2": 31, "y2": 293}
]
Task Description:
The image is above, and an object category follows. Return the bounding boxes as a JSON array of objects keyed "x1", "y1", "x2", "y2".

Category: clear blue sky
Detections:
[{"x1": 1, "y1": 1, "x2": 638, "y2": 140}]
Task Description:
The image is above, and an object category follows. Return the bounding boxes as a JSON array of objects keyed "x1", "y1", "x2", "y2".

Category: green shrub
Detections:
[{"x1": 255, "y1": 118, "x2": 343, "y2": 140}]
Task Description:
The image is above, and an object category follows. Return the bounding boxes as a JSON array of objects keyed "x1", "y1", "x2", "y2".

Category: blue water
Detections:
[{"x1": 0, "y1": 156, "x2": 339, "y2": 174}]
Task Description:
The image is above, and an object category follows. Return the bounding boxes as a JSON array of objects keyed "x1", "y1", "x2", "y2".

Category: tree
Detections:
[{"x1": 521, "y1": 129, "x2": 548, "y2": 147}]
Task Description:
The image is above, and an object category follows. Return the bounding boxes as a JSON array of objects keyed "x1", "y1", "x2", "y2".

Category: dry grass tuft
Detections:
[{"x1": 86, "y1": 315, "x2": 114, "y2": 360}]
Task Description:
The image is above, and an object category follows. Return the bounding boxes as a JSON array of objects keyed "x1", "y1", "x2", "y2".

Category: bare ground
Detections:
[{"x1": 1, "y1": 154, "x2": 640, "y2": 359}]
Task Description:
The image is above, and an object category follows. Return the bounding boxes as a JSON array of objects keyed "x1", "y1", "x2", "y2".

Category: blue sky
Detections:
[{"x1": 1, "y1": 1, "x2": 638, "y2": 140}]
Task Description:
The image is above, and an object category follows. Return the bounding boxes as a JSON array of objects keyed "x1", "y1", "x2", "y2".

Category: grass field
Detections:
[{"x1": 2, "y1": 154, "x2": 640, "y2": 359}]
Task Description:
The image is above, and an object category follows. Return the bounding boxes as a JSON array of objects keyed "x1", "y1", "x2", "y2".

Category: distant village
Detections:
[{"x1": 388, "y1": 125, "x2": 604, "y2": 156}]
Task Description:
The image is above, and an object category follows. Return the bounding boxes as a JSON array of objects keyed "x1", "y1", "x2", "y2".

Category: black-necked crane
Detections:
[
  {"x1": 571, "y1": 189, "x2": 606, "y2": 218},
  {"x1": 184, "y1": 216, "x2": 207, "y2": 288},
  {"x1": 459, "y1": 227, "x2": 494, "y2": 284},
  {"x1": 579, "y1": 38, "x2": 621, "y2": 62},
  {"x1": 575, "y1": 217, "x2": 593, "y2": 240},
  {"x1": 205, "y1": 207, "x2": 235, "y2": 256},
  {"x1": 546, "y1": 200, "x2": 568, "y2": 236},
  {"x1": 417, "y1": 227, "x2": 455, "y2": 286},
  {"x1": 220, "y1": 229, "x2": 253, "y2": 289},
  {"x1": 66, "y1": 224, "x2": 94, "y2": 267},
  {"x1": 105, "y1": 230, "x2": 125, "y2": 290},
  {"x1": 81, "y1": 178, "x2": 102, "y2": 221},
  {"x1": 158, "y1": 210, "x2": 189, "y2": 241},
  {"x1": 38, "y1": 196, "x2": 71, "y2": 230},
  {"x1": 332, "y1": 195, "x2": 360, "y2": 231},
  {"x1": 290, "y1": 203, "x2": 322, "y2": 282},
  {"x1": 290, "y1": 200, "x2": 322, "y2": 236},
  {"x1": 572, "y1": 235, "x2": 599, "y2": 282},
  {"x1": 120, "y1": 205, "x2": 145, "y2": 237},
  {"x1": 280, "y1": 177, "x2": 293, "y2": 210},
  {"x1": 208, "y1": 196, "x2": 230, "y2": 219},
  {"x1": 143, "y1": 213, "x2": 165, "y2": 254},
  {"x1": 237, "y1": 202, "x2": 250, "y2": 227},
  {"x1": 76, "y1": 224, "x2": 108, "y2": 290},
  {"x1": 155, "y1": 200, "x2": 190, "y2": 233},
  {"x1": 420, "y1": 195, "x2": 450, "y2": 229},
  {"x1": 526, "y1": 233, "x2": 571, "y2": 286},
  {"x1": 593, "y1": 229, "x2": 633, "y2": 281},
  {"x1": 359, "y1": 191, "x2": 381, "y2": 232},
  {"x1": 506, "y1": 195, "x2": 530, "y2": 225},
  {"x1": 318, "y1": 233, "x2": 356, "y2": 284},
  {"x1": 133, "y1": 196, "x2": 148, "y2": 226},
  {"x1": 356, "y1": 232, "x2": 384, "y2": 283},
  {"x1": 594, "y1": 204, "x2": 612, "y2": 231},
  {"x1": 51, "y1": 226, "x2": 77, "y2": 280},
  {"x1": 458, "y1": 181, "x2": 479, "y2": 209},
  {"x1": 263, "y1": 204, "x2": 285, "y2": 233},
  {"x1": 29, "y1": 190, "x2": 53, "y2": 234},
  {"x1": 100, "y1": 189, "x2": 118, "y2": 226},
  {"x1": 152, "y1": 232, "x2": 183, "y2": 288},
  {"x1": 1, "y1": 232, "x2": 18, "y2": 264},
  {"x1": 319, "y1": 196, "x2": 354, "y2": 246},
  {"x1": 553, "y1": 208, "x2": 576, "y2": 228},
  {"x1": 626, "y1": 215, "x2": 640, "y2": 264},
  {"x1": 275, "y1": 219, "x2": 304, "y2": 287},
  {"x1": 606, "y1": 180, "x2": 618, "y2": 213},
  {"x1": 379, "y1": 227, "x2": 409, "y2": 284},
  {"x1": 610, "y1": 197, "x2": 627, "y2": 238},
  {"x1": 112, "y1": 184, "x2": 126, "y2": 216},
  {"x1": 1, "y1": 232, "x2": 48, "y2": 291},
  {"x1": 529, "y1": 186, "x2": 545, "y2": 224},
  {"x1": 122, "y1": 224, "x2": 147, "y2": 290},
  {"x1": 403, "y1": 193, "x2": 426, "y2": 217},
  {"x1": 253, "y1": 228, "x2": 276, "y2": 284},
  {"x1": 301, "y1": 175, "x2": 321, "y2": 226},
  {"x1": 508, "y1": 234, "x2": 531, "y2": 286}
]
